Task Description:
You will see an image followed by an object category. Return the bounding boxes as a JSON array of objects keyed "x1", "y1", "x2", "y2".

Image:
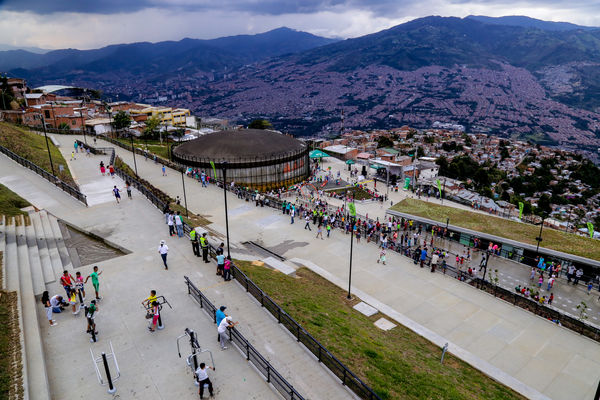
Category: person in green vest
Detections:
[
  {"x1": 200, "y1": 233, "x2": 209, "y2": 263},
  {"x1": 190, "y1": 228, "x2": 199, "y2": 257}
]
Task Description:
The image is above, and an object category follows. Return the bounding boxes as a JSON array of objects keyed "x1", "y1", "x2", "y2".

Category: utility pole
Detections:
[
  {"x1": 535, "y1": 215, "x2": 546, "y2": 255},
  {"x1": 40, "y1": 114, "x2": 56, "y2": 176}
]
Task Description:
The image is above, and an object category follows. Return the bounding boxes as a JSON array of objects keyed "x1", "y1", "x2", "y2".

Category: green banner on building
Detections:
[{"x1": 518, "y1": 202, "x2": 524, "y2": 219}]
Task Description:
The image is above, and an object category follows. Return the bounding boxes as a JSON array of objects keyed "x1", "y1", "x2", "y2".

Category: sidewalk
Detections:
[
  {"x1": 76, "y1": 134, "x2": 600, "y2": 400},
  {"x1": 19, "y1": 136, "x2": 353, "y2": 400}
]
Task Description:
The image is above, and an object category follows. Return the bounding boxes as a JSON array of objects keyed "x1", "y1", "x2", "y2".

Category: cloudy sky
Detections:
[{"x1": 1, "y1": 0, "x2": 599, "y2": 50}]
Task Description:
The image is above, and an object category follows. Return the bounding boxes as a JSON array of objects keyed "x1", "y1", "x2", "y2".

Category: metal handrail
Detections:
[
  {"x1": 184, "y1": 276, "x2": 305, "y2": 400},
  {"x1": 0, "y1": 144, "x2": 88, "y2": 206}
]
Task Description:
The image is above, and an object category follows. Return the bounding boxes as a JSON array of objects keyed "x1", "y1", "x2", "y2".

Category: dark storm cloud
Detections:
[{"x1": 1, "y1": 0, "x2": 597, "y2": 16}]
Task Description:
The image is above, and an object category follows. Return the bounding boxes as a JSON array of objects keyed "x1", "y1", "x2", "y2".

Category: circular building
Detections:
[{"x1": 172, "y1": 129, "x2": 309, "y2": 190}]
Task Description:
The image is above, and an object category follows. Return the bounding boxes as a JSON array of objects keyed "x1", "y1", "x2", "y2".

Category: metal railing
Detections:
[
  {"x1": 228, "y1": 265, "x2": 382, "y2": 400},
  {"x1": 184, "y1": 276, "x2": 305, "y2": 400},
  {"x1": 0, "y1": 144, "x2": 88, "y2": 206}
]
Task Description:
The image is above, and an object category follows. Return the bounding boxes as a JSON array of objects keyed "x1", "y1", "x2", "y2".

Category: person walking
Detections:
[
  {"x1": 74, "y1": 140, "x2": 79, "y2": 153},
  {"x1": 86, "y1": 300, "x2": 98, "y2": 335},
  {"x1": 175, "y1": 211, "x2": 184, "y2": 238},
  {"x1": 304, "y1": 214, "x2": 312, "y2": 231},
  {"x1": 41, "y1": 291, "x2": 57, "y2": 326},
  {"x1": 125, "y1": 181, "x2": 132, "y2": 199},
  {"x1": 200, "y1": 233, "x2": 210, "y2": 263},
  {"x1": 113, "y1": 185, "x2": 121, "y2": 204},
  {"x1": 85, "y1": 265, "x2": 103, "y2": 300},
  {"x1": 195, "y1": 363, "x2": 215, "y2": 399},
  {"x1": 547, "y1": 275, "x2": 555, "y2": 291},
  {"x1": 190, "y1": 228, "x2": 200, "y2": 257},
  {"x1": 167, "y1": 211, "x2": 175, "y2": 237},
  {"x1": 420, "y1": 247, "x2": 427, "y2": 268},
  {"x1": 158, "y1": 240, "x2": 169, "y2": 269},
  {"x1": 574, "y1": 268, "x2": 583, "y2": 285},
  {"x1": 377, "y1": 248, "x2": 386, "y2": 265},
  {"x1": 100, "y1": 161, "x2": 106, "y2": 176},
  {"x1": 315, "y1": 224, "x2": 324, "y2": 240},
  {"x1": 109, "y1": 164, "x2": 115, "y2": 178},
  {"x1": 588, "y1": 281, "x2": 594, "y2": 295},
  {"x1": 218, "y1": 316, "x2": 238, "y2": 350},
  {"x1": 290, "y1": 206, "x2": 295, "y2": 224},
  {"x1": 162, "y1": 165, "x2": 166, "y2": 176},
  {"x1": 326, "y1": 223, "x2": 331, "y2": 238}
]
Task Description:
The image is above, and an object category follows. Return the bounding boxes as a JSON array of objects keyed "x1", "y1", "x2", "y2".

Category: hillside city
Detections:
[{"x1": 2, "y1": 75, "x2": 599, "y2": 235}]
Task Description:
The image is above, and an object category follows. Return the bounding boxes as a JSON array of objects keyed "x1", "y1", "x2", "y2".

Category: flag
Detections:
[
  {"x1": 587, "y1": 222, "x2": 594, "y2": 239},
  {"x1": 210, "y1": 161, "x2": 216, "y2": 179},
  {"x1": 518, "y1": 202, "x2": 524, "y2": 219},
  {"x1": 436, "y1": 179, "x2": 442, "y2": 198},
  {"x1": 348, "y1": 202, "x2": 356, "y2": 217}
]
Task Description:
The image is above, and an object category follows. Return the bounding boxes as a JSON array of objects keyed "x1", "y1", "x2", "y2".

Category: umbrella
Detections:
[
  {"x1": 309, "y1": 149, "x2": 330, "y2": 158},
  {"x1": 345, "y1": 159, "x2": 356, "y2": 165}
]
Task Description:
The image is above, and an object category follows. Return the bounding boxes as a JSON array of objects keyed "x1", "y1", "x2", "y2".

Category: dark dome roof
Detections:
[{"x1": 174, "y1": 129, "x2": 305, "y2": 160}]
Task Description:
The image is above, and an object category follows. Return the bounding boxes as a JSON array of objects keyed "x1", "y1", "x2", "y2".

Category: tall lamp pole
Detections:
[
  {"x1": 535, "y1": 215, "x2": 545, "y2": 255},
  {"x1": 180, "y1": 168, "x2": 189, "y2": 218},
  {"x1": 222, "y1": 162, "x2": 231, "y2": 259},
  {"x1": 347, "y1": 197, "x2": 356, "y2": 300},
  {"x1": 79, "y1": 108, "x2": 87, "y2": 144},
  {"x1": 39, "y1": 114, "x2": 56, "y2": 176},
  {"x1": 129, "y1": 134, "x2": 138, "y2": 176}
]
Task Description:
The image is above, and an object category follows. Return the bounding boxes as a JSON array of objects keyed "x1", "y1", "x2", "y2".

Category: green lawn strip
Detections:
[
  {"x1": 114, "y1": 138, "x2": 170, "y2": 160},
  {"x1": 391, "y1": 198, "x2": 600, "y2": 260},
  {"x1": 0, "y1": 122, "x2": 76, "y2": 187},
  {"x1": 0, "y1": 184, "x2": 30, "y2": 217},
  {"x1": 0, "y1": 253, "x2": 24, "y2": 400},
  {"x1": 236, "y1": 261, "x2": 525, "y2": 400},
  {"x1": 329, "y1": 186, "x2": 373, "y2": 200}
]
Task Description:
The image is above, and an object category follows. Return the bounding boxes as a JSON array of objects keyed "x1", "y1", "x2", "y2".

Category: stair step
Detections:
[
  {"x1": 16, "y1": 216, "x2": 51, "y2": 400},
  {"x1": 0, "y1": 215, "x2": 5, "y2": 290},
  {"x1": 24, "y1": 220, "x2": 46, "y2": 296},
  {"x1": 38, "y1": 210, "x2": 64, "y2": 279},
  {"x1": 13, "y1": 217, "x2": 30, "y2": 400},
  {"x1": 47, "y1": 214, "x2": 72, "y2": 270},
  {"x1": 4, "y1": 216, "x2": 18, "y2": 292},
  {"x1": 29, "y1": 212, "x2": 55, "y2": 284}
]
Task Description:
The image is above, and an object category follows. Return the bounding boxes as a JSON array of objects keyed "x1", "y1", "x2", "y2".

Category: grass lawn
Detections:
[
  {"x1": 115, "y1": 138, "x2": 170, "y2": 160},
  {"x1": 391, "y1": 198, "x2": 600, "y2": 260},
  {"x1": 330, "y1": 186, "x2": 373, "y2": 200},
  {"x1": 236, "y1": 261, "x2": 525, "y2": 400},
  {"x1": 0, "y1": 122, "x2": 76, "y2": 187},
  {"x1": 0, "y1": 184, "x2": 30, "y2": 217},
  {"x1": 0, "y1": 253, "x2": 24, "y2": 400}
]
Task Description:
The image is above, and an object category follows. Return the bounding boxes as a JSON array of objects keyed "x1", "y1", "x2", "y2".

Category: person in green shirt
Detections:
[
  {"x1": 86, "y1": 299, "x2": 98, "y2": 334},
  {"x1": 85, "y1": 265, "x2": 103, "y2": 300}
]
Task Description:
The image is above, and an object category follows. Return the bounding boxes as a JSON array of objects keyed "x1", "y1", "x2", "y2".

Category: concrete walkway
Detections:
[
  {"x1": 1, "y1": 137, "x2": 354, "y2": 399},
  {"x1": 68, "y1": 134, "x2": 600, "y2": 400}
]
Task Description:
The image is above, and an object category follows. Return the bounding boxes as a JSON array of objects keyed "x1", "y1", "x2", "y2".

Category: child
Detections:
[
  {"x1": 548, "y1": 293, "x2": 554, "y2": 305},
  {"x1": 149, "y1": 301, "x2": 160, "y2": 332},
  {"x1": 223, "y1": 256, "x2": 232, "y2": 281},
  {"x1": 441, "y1": 259, "x2": 447, "y2": 275},
  {"x1": 162, "y1": 165, "x2": 166, "y2": 176},
  {"x1": 538, "y1": 276, "x2": 544, "y2": 288},
  {"x1": 377, "y1": 249, "x2": 386, "y2": 265},
  {"x1": 109, "y1": 165, "x2": 115, "y2": 178},
  {"x1": 75, "y1": 271, "x2": 85, "y2": 301},
  {"x1": 126, "y1": 182, "x2": 132, "y2": 199},
  {"x1": 69, "y1": 290, "x2": 79, "y2": 315},
  {"x1": 86, "y1": 300, "x2": 98, "y2": 334},
  {"x1": 529, "y1": 268, "x2": 535, "y2": 283},
  {"x1": 85, "y1": 266, "x2": 103, "y2": 300},
  {"x1": 588, "y1": 281, "x2": 594, "y2": 295},
  {"x1": 216, "y1": 252, "x2": 225, "y2": 276},
  {"x1": 70, "y1": 151, "x2": 76, "y2": 160}
]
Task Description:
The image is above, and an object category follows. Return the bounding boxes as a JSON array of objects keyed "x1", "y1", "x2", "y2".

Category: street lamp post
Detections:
[
  {"x1": 39, "y1": 114, "x2": 56, "y2": 176},
  {"x1": 347, "y1": 197, "x2": 356, "y2": 300},
  {"x1": 180, "y1": 168, "x2": 189, "y2": 218},
  {"x1": 222, "y1": 162, "x2": 231, "y2": 259},
  {"x1": 79, "y1": 108, "x2": 87, "y2": 144},
  {"x1": 129, "y1": 134, "x2": 138, "y2": 176},
  {"x1": 535, "y1": 216, "x2": 545, "y2": 255}
]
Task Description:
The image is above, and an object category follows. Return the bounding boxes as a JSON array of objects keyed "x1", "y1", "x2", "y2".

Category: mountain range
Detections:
[{"x1": 4, "y1": 16, "x2": 600, "y2": 159}]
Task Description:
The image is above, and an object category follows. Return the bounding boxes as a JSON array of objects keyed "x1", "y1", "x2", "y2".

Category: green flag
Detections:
[
  {"x1": 348, "y1": 202, "x2": 356, "y2": 217},
  {"x1": 210, "y1": 161, "x2": 216, "y2": 179},
  {"x1": 518, "y1": 202, "x2": 524, "y2": 219},
  {"x1": 436, "y1": 179, "x2": 442, "y2": 198},
  {"x1": 587, "y1": 222, "x2": 594, "y2": 238}
]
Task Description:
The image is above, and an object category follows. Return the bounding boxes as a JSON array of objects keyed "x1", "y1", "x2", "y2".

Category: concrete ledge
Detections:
[{"x1": 262, "y1": 256, "x2": 296, "y2": 275}]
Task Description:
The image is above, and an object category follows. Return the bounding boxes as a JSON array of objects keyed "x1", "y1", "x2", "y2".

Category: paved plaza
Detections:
[{"x1": 1, "y1": 133, "x2": 600, "y2": 400}]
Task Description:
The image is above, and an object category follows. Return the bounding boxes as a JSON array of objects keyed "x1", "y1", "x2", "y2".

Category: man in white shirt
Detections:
[
  {"x1": 217, "y1": 316, "x2": 238, "y2": 350},
  {"x1": 158, "y1": 240, "x2": 169, "y2": 270},
  {"x1": 195, "y1": 362, "x2": 214, "y2": 399}
]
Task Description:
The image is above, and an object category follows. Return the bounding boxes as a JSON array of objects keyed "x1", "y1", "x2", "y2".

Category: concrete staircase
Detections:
[{"x1": 1, "y1": 209, "x2": 74, "y2": 400}]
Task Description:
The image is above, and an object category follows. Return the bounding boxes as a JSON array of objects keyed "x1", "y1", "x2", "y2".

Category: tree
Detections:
[
  {"x1": 0, "y1": 75, "x2": 15, "y2": 110},
  {"x1": 248, "y1": 119, "x2": 272, "y2": 130},
  {"x1": 143, "y1": 115, "x2": 161, "y2": 139},
  {"x1": 58, "y1": 122, "x2": 70, "y2": 131},
  {"x1": 376, "y1": 136, "x2": 394, "y2": 148},
  {"x1": 535, "y1": 194, "x2": 552, "y2": 216},
  {"x1": 113, "y1": 111, "x2": 131, "y2": 133},
  {"x1": 416, "y1": 146, "x2": 425, "y2": 158}
]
